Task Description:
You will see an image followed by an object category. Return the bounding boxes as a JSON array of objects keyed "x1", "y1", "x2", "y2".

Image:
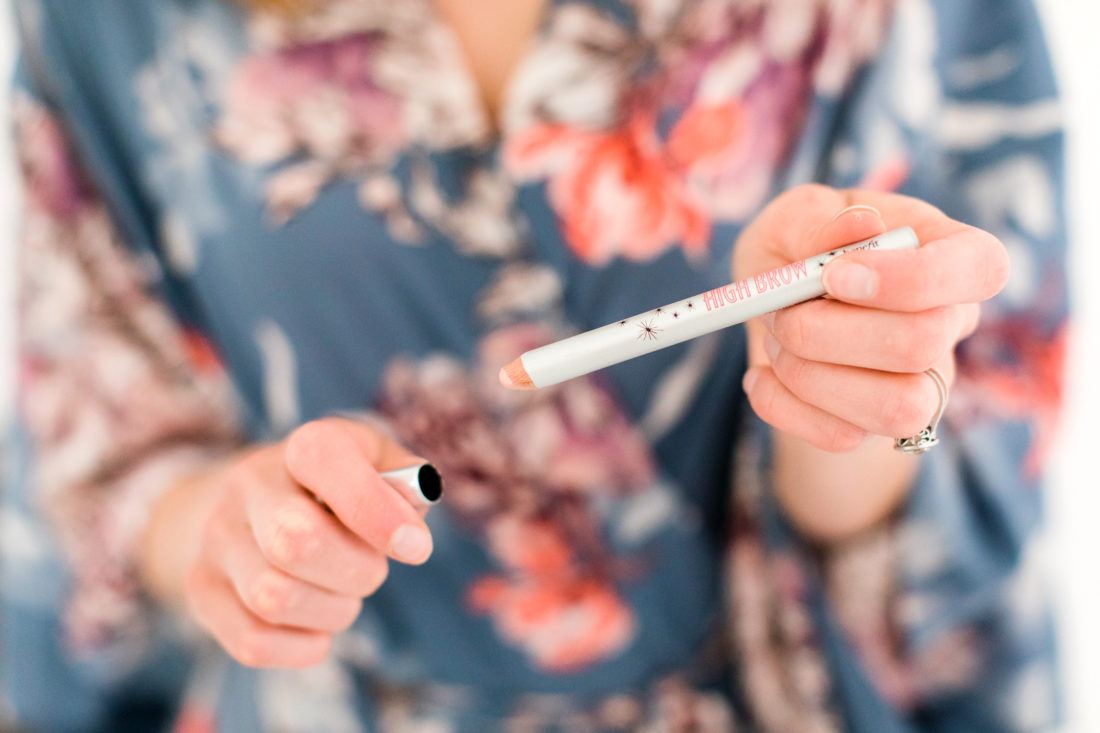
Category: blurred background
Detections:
[{"x1": 0, "y1": 1, "x2": 1096, "y2": 730}]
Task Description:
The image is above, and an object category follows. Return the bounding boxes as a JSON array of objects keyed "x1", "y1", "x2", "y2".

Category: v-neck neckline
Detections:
[{"x1": 428, "y1": 0, "x2": 553, "y2": 139}]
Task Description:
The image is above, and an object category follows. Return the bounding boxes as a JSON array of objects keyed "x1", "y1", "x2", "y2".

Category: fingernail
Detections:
[
  {"x1": 763, "y1": 333, "x2": 781, "y2": 362},
  {"x1": 742, "y1": 368, "x2": 759, "y2": 394},
  {"x1": 831, "y1": 204, "x2": 882, "y2": 222},
  {"x1": 759, "y1": 312, "x2": 775, "y2": 331},
  {"x1": 823, "y1": 261, "x2": 877, "y2": 300},
  {"x1": 389, "y1": 524, "x2": 433, "y2": 564}
]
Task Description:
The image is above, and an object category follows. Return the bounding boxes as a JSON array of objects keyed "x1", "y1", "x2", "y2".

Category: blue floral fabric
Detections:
[{"x1": 2, "y1": 0, "x2": 1067, "y2": 731}]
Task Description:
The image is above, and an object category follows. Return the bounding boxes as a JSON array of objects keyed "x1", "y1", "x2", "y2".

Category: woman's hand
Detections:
[
  {"x1": 736, "y1": 184, "x2": 1008, "y2": 452},
  {"x1": 733, "y1": 185, "x2": 1009, "y2": 540},
  {"x1": 142, "y1": 417, "x2": 433, "y2": 668}
]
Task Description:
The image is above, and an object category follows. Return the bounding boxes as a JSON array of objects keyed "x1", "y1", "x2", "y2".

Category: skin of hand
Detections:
[
  {"x1": 734, "y1": 184, "x2": 1009, "y2": 541},
  {"x1": 140, "y1": 417, "x2": 433, "y2": 669}
]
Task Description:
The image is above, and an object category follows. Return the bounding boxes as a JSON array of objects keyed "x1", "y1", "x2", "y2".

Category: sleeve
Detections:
[
  {"x1": 725, "y1": 1, "x2": 1067, "y2": 731},
  {"x1": 6, "y1": 15, "x2": 243, "y2": 662}
]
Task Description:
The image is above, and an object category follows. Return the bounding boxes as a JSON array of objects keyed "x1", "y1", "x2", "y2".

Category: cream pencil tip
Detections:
[{"x1": 499, "y1": 358, "x2": 536, "y2": 390}]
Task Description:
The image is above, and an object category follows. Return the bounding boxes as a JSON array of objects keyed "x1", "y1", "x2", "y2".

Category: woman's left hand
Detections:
[{"x1": 735, "y1": 184, "x2": 1010, "y2": 453}]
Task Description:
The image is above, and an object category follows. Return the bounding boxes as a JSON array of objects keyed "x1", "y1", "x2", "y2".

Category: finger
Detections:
[
  {"x1": 768, "y1": 300, "x2": 964, "y2": 373},
  {"x1": 231, "y1": 450, "x2": 393, "y2": 595},
  {"x1": 806, "y1": 203, "x2": 887, "y2": 259},
  {"x1": 958, "y1": 302, "x2": 981, "y2": 340},
  {"x1": 742, "y1": 366, "x2": 868, "y2": 452},
  {"x1": 185, "y1": 563, "x2": 332, "y2": 669},
  {"x1": 823, "y1": 225, "x2": 1009, "y2": 312},
  {"x1": 766, "y1": 340, "x2": 955, "y2": 438},
  {"x1": 221, "y1": 524, "x2": 366, "y2": 632},
  {"x1": 244, "y1": 469, "x2": 392, "y2": 595},
  {"x1": 283, "y1": 418, "x2": 433, "y2": 565},
  {"x1": 738, "y1": 184, "x2": 886, "y2": 264}
]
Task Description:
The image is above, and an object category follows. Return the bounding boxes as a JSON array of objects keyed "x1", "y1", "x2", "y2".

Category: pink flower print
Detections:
[
  {"x1": 13, "y1": 94, "x2": 94, "y2": 220},
  {"x1": 506, "y1": 114, "x2": 709, "y2": 265},
  {"x1": 679, "y1": 66, "x2": 810, "y2": 222},
  {"x1": 218, "y1": 33, "x2": 405, "y2": 167},
  {"x1": 537, "y1": 380, "x2": 657, "y2": 493}
]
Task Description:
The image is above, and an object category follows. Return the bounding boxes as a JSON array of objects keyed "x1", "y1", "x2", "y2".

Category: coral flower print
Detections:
[
  {"x1": 506, "y1": 115, "x2": 710, "y2": 265},
  {"x1": 952, "y1": 318, "x2": 1067, "y2": 477},
  {"x1": 665, "y1": 100, "x2": 748, "y2": 173},
  {"x1": 468, "y1": 517, "x2": 636, "y2": 672}
]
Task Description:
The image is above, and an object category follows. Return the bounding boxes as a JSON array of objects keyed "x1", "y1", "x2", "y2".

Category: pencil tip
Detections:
[{"x1": 499, "y1": 359, "x2": 535, "y2": 390}]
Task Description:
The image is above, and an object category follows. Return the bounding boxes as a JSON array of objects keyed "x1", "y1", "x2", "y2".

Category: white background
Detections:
[{"x1": 0, "y1": 2, "x2": 1097, "y2": 730}]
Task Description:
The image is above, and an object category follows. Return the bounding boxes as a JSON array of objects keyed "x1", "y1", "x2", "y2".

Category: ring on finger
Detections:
[{"x1": 894, "y1": 367, "x2": 947, "y2": 455}]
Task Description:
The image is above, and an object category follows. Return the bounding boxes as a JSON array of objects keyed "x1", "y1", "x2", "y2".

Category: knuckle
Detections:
[
  {"x1": 342, "y1": 495, "x2": 376, "y2": 537},
  {"x1": 353, "y1": 558, "x2": 390, "y2": 597},
  {"x1": 247, "y1": 570, "x2": 294, "y2": 620},
  {"x1": 897, "y1": 344, "x2": 936, "y2": 374},
  {"x1": 297, "y1": 635, "x2": 334, "y2": 669},
  {"x1": 775, "y1": 352, "x2": 815, "y2": 396},
  {"x1": 788, "y1": 183, "x2": 834, "y2": 208},
  {"x1": 980, "y1": 231, "x2": 1011, "y2": 297},
  {"x1": 746, "y1": 371, "x2": 780, "y2": 421},
  {"x1": 774, "y1": 310, "x2": 809, "y2": 357},
  {"x1": 907, "y1": 260, "x2": 941, "y2": 308},
  {"x1": 284, "y1": 419, "x2": 334, "y2": 480},
  {"x1": 882, "y1": 383, "x2": 931, "y2": 436},
  {"x1": 225, "y1": 455, "x2": 264, "y2": 496},
  {"x1": 202, "y1": 509, "x2": 240, "y2": 554},
  {"x1": 898, "y1": 311, "x2": 950, "y2": 371},
  {"x1": 184, "y1": 565, "x2": 214, "y2": 615},
  {"x1": 266, "y1": 510, "x2": 322, "y2": 568},
  {"x1": 961, "y1": 303, "x2": 981, "y2": 337},
  {"x1": 824, "y1": 424, "x2": 866, "y2": 453},
  {"x1": 231, "y1": 628, "x2": 274, "y2": 668},
  {"x1": 332, "y1": 598, "x2": 364, "y2": 630}
]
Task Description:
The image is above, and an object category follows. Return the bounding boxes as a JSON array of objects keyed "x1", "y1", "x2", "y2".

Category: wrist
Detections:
[
  {"x1": 138, "y1": 454, "x2": 239, "y2": 606},
  {"x1": 771, "y1": 431, "x2": 919, "y2": 543}
]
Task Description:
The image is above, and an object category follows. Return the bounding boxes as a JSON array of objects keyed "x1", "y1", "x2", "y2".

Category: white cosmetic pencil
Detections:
[
  {"x1": 498, "y1": 227, "x2": 919, "y2": 389},
  {"x1": 315, "y1": 463, "x2": 444, "y2": 515},
  {"x1": 382, "y1": 463, "x2": 444, "y2": 507}
]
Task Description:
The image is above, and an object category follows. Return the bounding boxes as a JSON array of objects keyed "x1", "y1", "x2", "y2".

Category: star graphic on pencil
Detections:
[
  {"x1": 637, "y1": 320, "x2": 661, "y2": 341},
  {"x1": 619, "y1": 319, "x2": 628, "y2": 326},
  {"x1": 685, "y1": 301, "x2": 696, "y2": 310},
  {"x1": 653, "y1": 307, "x2": 665, "y2": 317}
]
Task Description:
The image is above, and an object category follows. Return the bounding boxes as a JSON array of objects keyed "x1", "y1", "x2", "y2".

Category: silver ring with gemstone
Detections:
[{"x1": 894, "y1": 367, "x2": 947, "y2": 455}]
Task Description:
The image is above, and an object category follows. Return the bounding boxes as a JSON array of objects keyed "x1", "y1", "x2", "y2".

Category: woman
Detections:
[{"x1": 3, "y1": 0, "x2": 1067, "y2": 730}]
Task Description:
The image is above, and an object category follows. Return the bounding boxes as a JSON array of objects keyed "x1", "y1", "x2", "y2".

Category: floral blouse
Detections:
[{"x1": 2, "y1": 0, "x2": 1068, "y2": 731}]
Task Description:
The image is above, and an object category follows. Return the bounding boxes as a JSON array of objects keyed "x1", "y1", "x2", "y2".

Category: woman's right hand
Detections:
[{"x1": 146, "y1": 417, "x2": 434, "y2": 669}]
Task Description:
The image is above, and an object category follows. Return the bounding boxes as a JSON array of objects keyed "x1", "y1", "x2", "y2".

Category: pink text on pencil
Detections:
[{"x1": 701, "y1": 259, "x2": 809, "y2": 311}]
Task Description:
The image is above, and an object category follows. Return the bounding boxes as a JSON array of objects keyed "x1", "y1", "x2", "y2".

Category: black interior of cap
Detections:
[{"x1": 417, "y1": 464, "x2": 444, "y2": 502}]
